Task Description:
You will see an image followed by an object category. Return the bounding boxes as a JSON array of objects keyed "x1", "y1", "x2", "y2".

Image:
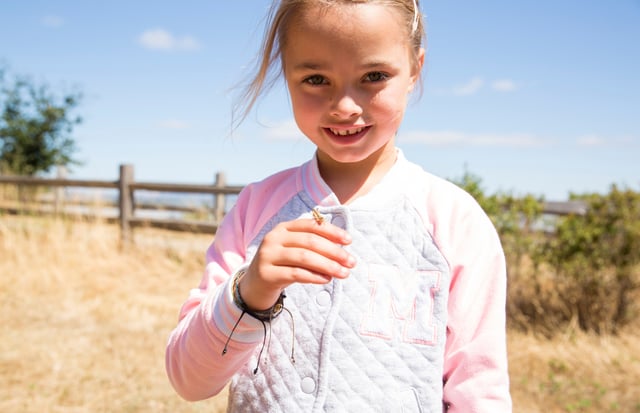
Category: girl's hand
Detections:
[{"x1": 239, "y1": 216, "x2": 355, "y2": 311}]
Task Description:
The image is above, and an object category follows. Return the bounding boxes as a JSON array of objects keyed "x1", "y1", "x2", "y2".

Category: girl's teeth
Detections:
[{"x1": 331, "y1": 127, "x2": 364, "y2": 136}]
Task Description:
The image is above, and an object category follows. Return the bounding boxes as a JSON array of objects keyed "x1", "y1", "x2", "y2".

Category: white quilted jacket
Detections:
[{"x1": 166, "y1": 150, "x2": 512, "y2": 412}]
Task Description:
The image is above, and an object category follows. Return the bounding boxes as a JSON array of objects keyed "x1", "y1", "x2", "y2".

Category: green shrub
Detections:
[
  {"x1": 536, "y1": 186, "x2": 640, "y2": 333},
  {"x1": 453, "y1": 172, "x2": 640, "y2": 335}
]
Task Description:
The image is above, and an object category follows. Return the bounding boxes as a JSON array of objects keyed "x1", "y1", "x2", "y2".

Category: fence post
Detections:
[
  {"x1": 214, "y1": 172, "x2": 226, "y2": 225},
  {"x1": 54, "y1": 165, "x2": 67, "y2": 215},
  {"x1": 119, "y1": 164, "x2": 134, "y2": 245}
]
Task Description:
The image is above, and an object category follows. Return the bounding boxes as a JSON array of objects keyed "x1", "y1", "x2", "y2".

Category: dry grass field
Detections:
[{"x1": 1, "y1": 215, "x2": 639, "y2": 413}]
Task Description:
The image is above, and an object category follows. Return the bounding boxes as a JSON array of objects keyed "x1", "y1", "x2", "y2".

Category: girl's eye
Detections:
[
  {"x1": 304, "y1": 75, "x2": 327, "y2": 85},
  {"x1": 364, "y1": 71, "x2": 389, "y2": 82}
]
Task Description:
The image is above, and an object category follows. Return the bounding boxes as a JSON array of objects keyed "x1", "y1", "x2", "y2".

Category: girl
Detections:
[{"x1": 166, "y1": 0, "x2": 512, "y2": 411}]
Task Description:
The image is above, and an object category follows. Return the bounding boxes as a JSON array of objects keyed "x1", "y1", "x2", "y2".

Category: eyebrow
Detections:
[
  {"x1": 291, "y1": 62, "x2": 326, "y2": 71},
  {"x1": 290, "y1": 60, "x2": 395, "y2": 71}
]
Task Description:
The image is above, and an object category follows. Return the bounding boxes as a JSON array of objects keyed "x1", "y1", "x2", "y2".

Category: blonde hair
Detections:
[{"x1": 232, "y1": 0, "x2": 426, "y2": 128}]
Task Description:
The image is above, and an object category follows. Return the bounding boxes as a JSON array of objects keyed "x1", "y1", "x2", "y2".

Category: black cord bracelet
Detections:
[
  {"x1": 223, "y1": 269, "x2": 295, "y2": 373},
  {"x1": 231, "y1": 269, "x2": 285, "y2": 322}
]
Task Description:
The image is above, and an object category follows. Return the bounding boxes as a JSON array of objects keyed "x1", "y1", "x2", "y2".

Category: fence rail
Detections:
[
  {"x1": 1, "y1": 164, "x2": 587, "y2": 244},
  {"x1": 0, "y1": 164, "x2": 244, "y2": 244}
]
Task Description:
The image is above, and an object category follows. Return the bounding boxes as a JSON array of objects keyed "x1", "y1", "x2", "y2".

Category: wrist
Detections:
[{"x1": 232, "y1": 269, "x2": 284, "y2": 321}]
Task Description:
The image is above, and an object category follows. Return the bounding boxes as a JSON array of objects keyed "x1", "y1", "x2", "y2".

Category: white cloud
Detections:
[
  {"x1": 576, "y1": 135, "x2": 605, "y2": 147},
  {"x1": 452, "y1": 76, "x2": 484, "y2": 96},
  {"x1": 443, "y1": 77, "x2": 518, "y2": 96},
  {"x1": 137, "y1": 29, "x2": 201, "y2": 52},
  {"x1": 403, "y1": 130, "x2": 545, "y2": 147},
  {"x1": 158, "y1": 119, "x2": 190, "y2": 129},
  {"x1": 576, "y1": 134, "x2": 637, "y2": 147},
  {"x1": 491, "y1": 79, "x2": 518, "y2": 92},
  {"x1": 264, "y1": 119, "x2": 304, "y2": 140},
  {"x1": 262, "y1": 121, "x2": 547, "y2": 148},
  {"x1": 42, "y1": 15, "x2": 64, "y2": 28}
]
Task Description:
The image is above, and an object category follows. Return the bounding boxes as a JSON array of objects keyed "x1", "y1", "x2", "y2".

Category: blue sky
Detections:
[{"x1": 1, "y1": 0, "x2": 638, "y2": 200}]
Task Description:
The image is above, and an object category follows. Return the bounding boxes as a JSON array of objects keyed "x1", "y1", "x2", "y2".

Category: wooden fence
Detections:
[
  {"x1": 0, "y1": 164, "x2": 587, "y2": 244},
  {"x1": 0, "y1": 164, "x2": 244, "y2": 244}
]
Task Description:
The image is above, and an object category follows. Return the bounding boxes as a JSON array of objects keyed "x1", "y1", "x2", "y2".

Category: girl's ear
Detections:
[{"x1": 409, "y1": 47, "x2": 425, "y2": 91}]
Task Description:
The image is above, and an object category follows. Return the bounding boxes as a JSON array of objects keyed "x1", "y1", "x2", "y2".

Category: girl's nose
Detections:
[{"x1": 330, "y1": 89, "x2": 362, "y2": 119}]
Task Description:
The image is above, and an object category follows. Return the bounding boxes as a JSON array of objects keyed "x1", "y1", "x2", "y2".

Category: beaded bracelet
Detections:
[{"x1": 231, "y1": 269, "x2": 285, "y2": 322}]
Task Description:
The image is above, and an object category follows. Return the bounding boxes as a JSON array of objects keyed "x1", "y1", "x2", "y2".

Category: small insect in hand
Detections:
[{"x1": 311, "y1": 208, "x2": 324, "y2": 225}]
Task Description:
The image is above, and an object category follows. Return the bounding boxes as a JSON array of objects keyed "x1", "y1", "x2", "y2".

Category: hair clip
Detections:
[{"x1": 411, "y1": 0, "x2": 419, "y2": 34}]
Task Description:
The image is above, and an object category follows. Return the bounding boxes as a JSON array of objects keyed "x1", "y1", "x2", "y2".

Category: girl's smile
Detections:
[{"x1": 323, "y1": 125, "x2": 371, "y2": 145}]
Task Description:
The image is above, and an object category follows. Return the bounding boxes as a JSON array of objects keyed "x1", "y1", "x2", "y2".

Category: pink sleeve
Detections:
[
  {"x1": 164, "y1": 185, "x2": 267, "y2": 401},
  {"x1": 431, "y1": 189, "x2": 512, "y2": 412},
  {"x1": 165, "y1": 170, "x2": 300, "y2": 401}
]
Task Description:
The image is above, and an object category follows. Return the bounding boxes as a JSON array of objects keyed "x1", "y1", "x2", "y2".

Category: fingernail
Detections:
[{"x1": 346, "y1": 255, "x2": 356, "y2": 267}]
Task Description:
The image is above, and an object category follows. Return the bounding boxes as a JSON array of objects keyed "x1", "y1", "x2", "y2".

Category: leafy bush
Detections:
[
  {"x1": 535, "y1": 186, "x2": 640, "y2": 333},
  {"x1": 453, "y1": 172, "x2": 640, "y2": 335}
]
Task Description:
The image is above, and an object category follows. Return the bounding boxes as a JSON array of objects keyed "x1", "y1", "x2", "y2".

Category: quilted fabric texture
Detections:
[{"x1": 227, "y1": 192, "x2": 451, "y2": 412}]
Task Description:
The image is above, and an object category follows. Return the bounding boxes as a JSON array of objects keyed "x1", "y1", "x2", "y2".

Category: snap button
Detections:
[
  {"x1": 315, "y1": 290, "x2": 331, "y2": 307},
  {"x1": 301, "y1": 376, "x2": 316, "y2": 394},
  {"x1": 331, "y1": 215, "x2": 346, "y2": 229}
]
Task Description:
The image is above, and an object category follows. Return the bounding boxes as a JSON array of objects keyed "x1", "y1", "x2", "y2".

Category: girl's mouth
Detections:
[
  {"x1": 324, "y1": 126, "x2": 370, "y2": 143},
  {"x1": 328, "y1": 126, "x2": 365, "y2": 136}
]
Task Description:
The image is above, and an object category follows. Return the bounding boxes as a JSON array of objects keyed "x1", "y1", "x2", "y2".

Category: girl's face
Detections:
[{"x1": 282, "y1": 3, "x2": 423, "y2": 173}]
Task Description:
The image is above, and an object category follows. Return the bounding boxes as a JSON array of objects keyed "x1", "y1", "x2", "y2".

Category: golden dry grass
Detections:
[
  {"x1": 0, "y1": 216, "x2": 228, "y2": 413},
  {"x1": 1, "y1": 215, "x2": 639, "y2": 412}
]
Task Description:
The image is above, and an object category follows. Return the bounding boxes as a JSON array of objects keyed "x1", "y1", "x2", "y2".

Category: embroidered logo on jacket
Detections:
[{"x1": 360, "y1": 264, "x2": 440, "y2": 345}]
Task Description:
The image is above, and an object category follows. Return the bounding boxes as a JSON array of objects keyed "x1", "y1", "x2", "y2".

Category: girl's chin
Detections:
[{"x1": 317, "y1": 145, "x2": 392, "y2": 166}]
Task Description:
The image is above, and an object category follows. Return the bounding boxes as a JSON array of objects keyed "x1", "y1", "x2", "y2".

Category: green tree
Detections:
[{"x1": 0, "y1": 66, "x2": 82, "y2": 176}]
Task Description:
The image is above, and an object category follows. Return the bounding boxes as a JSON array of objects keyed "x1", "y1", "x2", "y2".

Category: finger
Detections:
[
  {"x1": 271, "y1": 246, "x2": 353, "y2": 280},
  {"x1": 265, "y1": 221, "x2": 354, "y2": 266},
  {"x1": 278, "y1": 231, "x2": 355, "y2": 269},
  {"x1": 266, "y1": 263, "x2": 343, "y2": 285},
  {"x1": 286, "y1": 218, "x2": 352, "y2": 245}
]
